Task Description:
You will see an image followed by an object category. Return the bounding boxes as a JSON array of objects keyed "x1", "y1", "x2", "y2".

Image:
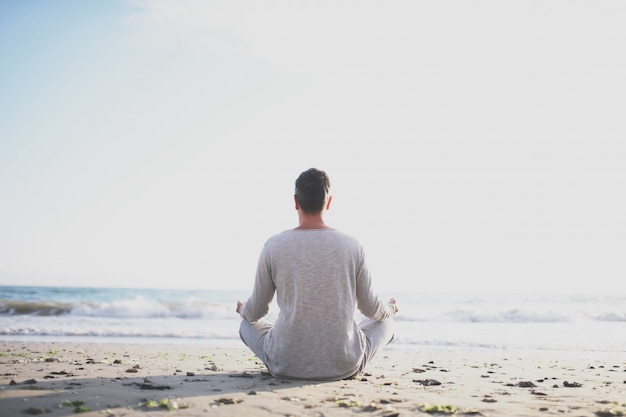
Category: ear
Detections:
[
  {"x1": 294, "y1": 195, "x2": 300, "y2": 210},
  {"x1": 325, "y1": 195, "x2": 333, "y2": 210}
]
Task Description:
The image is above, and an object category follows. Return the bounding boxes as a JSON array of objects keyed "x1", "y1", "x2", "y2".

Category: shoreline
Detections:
[
  {"x1": 2, "y1": 335, "x2": 625, "y2": 359},
  {"x1": 1, "y1": 340, "x2": 625, "y2": 416}
]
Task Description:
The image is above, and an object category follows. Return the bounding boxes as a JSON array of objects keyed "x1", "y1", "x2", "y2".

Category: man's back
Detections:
[{"x1": 241, "y1": 229, "x2": 389, "y2": 379}]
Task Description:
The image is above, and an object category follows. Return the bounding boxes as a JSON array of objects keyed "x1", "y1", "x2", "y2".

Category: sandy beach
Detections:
[{"x1": 1, "y1": 340, "x2": 624, "y2": 417}]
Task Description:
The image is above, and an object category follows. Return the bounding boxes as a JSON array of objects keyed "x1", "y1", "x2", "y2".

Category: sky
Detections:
[{"x1": 1, "y1": 0, "x2": 625, "y2": 295}]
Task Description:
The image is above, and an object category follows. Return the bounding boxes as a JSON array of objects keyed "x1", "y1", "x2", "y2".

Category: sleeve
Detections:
[
  {"x1": 354, "y1": 247, "x2": 395, "y2": 321},
  {"x1": 240, "y1": 244, "x2": 276, "y2": 323}
]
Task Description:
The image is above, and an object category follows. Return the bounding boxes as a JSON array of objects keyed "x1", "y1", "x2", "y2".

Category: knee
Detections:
[{"x1": 239, "y1": 319, "x2": 250, "y2": 341}]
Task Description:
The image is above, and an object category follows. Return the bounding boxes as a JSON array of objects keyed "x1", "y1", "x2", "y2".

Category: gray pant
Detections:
[{"x1": 239, "y1": 318, "x2": 394, "y2": 378}]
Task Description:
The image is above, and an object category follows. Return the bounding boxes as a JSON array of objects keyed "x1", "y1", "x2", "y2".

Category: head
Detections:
[{"x1": 294, "y1": 168, "x2": 331, "y2": 215}]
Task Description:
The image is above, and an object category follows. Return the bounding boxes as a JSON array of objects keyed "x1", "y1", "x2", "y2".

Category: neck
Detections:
[{"x1": 295, "y1": 213, "x2": 329, "y2": 230}]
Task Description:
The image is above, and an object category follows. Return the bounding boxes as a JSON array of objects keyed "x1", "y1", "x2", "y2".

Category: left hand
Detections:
[
  {"x1": 388, "y1": 298, "x2": 399, "y2": 314},
  {"x1": 236, "y1": 300, "x2": 245, "y2": 314}
]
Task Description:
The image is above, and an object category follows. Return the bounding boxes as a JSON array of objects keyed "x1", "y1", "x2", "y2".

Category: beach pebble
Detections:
[
  {"x1": 215, "y1": 397, "x2": 242, "y2": 405},
  {"x1": 413, "y1": 379, "x2": 441, "y2": 386},
  {"x1": 51, "y1": 371, "x2": 68, "y2": 375},
  {"x1": 563, "y1": 381, "x2": 582, "y2": 388},
  {"x1": 24, "y1": 407, "x2": 50, "y2": 415}
]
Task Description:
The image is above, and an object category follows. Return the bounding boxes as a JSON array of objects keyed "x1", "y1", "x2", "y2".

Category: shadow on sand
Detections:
[{"x1": 2, "y1": 368, "x2": 328, "y2": 416}]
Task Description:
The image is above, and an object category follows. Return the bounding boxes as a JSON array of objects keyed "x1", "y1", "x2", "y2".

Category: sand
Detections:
[{"x1": 1, "y1": 340, "x2": 624, "y2": 417}]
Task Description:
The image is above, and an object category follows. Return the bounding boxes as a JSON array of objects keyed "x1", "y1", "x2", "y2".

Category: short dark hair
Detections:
[{"x1": 295, "y1": 168, "x2": 331, "y2": 214}]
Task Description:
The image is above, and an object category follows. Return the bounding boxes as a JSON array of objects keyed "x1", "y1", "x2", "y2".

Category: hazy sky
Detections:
[{"x1": 1, "y1": 0, "x2": 625, "y2": 295}]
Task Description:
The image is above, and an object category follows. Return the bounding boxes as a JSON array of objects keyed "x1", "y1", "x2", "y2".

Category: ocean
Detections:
[{"x1": 1, "y1": 286, "x2": 624, "y2": 357}]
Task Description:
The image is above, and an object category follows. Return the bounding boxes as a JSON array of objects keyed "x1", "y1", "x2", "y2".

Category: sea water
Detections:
[{"x1": 1, "y1": 286, "x2": 624, "y2": 356}]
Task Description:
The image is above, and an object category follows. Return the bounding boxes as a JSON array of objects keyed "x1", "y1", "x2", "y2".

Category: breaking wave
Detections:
[
  {"x1": 0, "y1": 296, "x2": 233, "y2": 320},
  {"x1": 2, "y1": 294, "x2": 625, "y2": 322}
]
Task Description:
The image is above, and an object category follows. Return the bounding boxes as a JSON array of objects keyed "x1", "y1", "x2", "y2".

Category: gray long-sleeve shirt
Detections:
[{"x1": 240, "y1": 228, "x2": 394, "y2": 380}]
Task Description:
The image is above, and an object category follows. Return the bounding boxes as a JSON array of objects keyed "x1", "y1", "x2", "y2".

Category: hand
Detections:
[
  {"x1": 388, "y1": 298, "x2": 398, "y2": 314},
  {"x1": 236, "y1": 300, "x2": 245, "y2": 314}
]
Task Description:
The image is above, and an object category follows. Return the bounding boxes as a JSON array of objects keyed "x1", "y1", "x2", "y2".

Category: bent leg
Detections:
[
  {"x1": 239, "y1": 318, "x2": 273, "y2": 365},
  {"x1": 358, "y1": 318, "x2": 395, "y2": 368}
]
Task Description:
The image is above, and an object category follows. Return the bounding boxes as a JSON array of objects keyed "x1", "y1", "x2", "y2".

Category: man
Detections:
[{"x1": 236, "y1": 168, "x2": 398, "y2": 380}]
